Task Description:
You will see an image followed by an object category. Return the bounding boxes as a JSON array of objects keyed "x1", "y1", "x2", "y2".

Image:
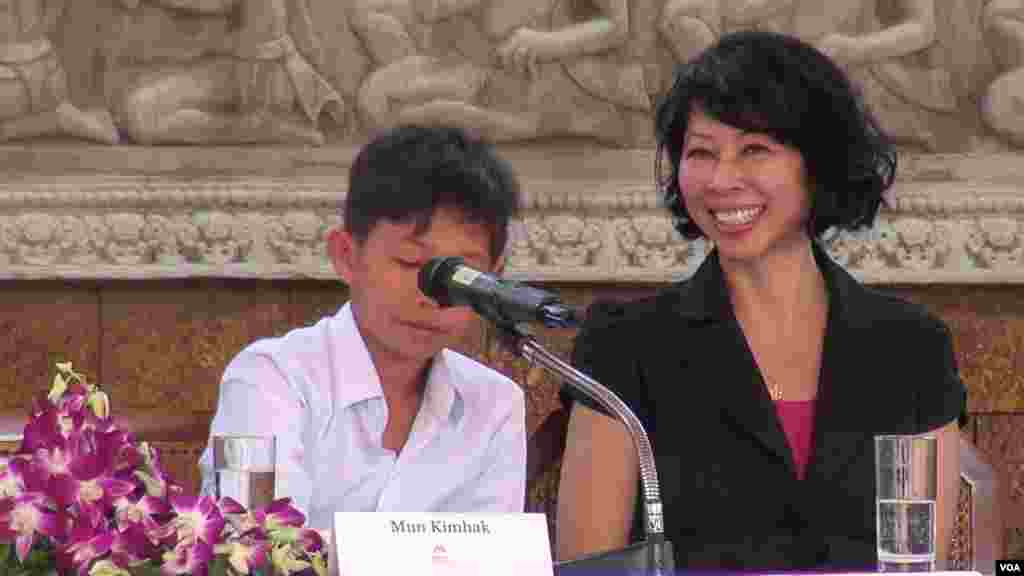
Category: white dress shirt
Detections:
[{"x1": 198, "y1": 303, "x2": 526, "y2": 529}]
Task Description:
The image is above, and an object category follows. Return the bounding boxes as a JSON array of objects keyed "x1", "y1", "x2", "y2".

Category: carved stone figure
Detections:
[
  {"x1": 791, "y1": 0, "x2": 975, "y2": 152},
  {"x1": 355, "y1": 0, "x2": 661, "y2": 146},
  {"x1": 659, "y1": 0, "x2": 795, "y2": 64},
  {"x1": 113, "y1": 0, "x2": 345, "y2": 145},
  {"x1": 266, "y1": 211, "x2": 326, "y2": 265},
  {"x1": 188, "y1": 211, "x2": 251, "y2": 264},
  {"x1": 614, "y1": 215, "x2": 692, "y2": 268},
  {"x1": 877, "y1": 217, "x2": 951, "y2": 269},
  {"x1": 146, "y1": 214, "x2": 196, "y2": 265},
  {"x1": 966, "y1": 217, "x2": 1024, "y2": 268},
  {"x1": 13, "y1": 212, "x2": 61, "y2": 265},
  {"x1": 103, "y1": 213, "x2": 149, "y2": 265},
  {"x1": 982, "y1": 0, "x2": 1024, "y2": 146},
  {"x1": 0, "y1": 0, "x2": 117, "y2": 142},
  {"x1": 60, "y1": 214, "x2": 103, "y2": 265}
]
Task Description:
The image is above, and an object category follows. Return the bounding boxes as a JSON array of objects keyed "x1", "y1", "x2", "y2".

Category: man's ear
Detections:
[{"x1": 327, "y1": 227, "x2": 357, "y2": 284}]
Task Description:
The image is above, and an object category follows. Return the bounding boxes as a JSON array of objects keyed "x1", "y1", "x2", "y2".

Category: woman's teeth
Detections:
[{"x1": 713, "y1": 207, "x2": 762, "y2": 225}]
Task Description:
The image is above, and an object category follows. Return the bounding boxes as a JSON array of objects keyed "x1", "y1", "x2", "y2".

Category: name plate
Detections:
[{"x1": 333, "y1": 512, "x2": 553, "y2": 575}]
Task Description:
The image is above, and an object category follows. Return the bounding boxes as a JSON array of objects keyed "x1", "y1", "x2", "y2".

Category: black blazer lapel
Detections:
[
  {"x1": 669, "y1": 250, "x2": 795, "y2": 474},
  {"x1": 805, "y1": 244, "x2": 873, "y2": 482},
  {"x1": 714, "y1": 317, "x2": 796, "y2": 474}
]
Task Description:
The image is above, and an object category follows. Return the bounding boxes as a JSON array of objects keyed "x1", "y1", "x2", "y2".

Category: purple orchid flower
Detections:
[
  {"x1": 218, "y1": 498, "x2": 261, "y2": 536},
  {"x1": 253, "y1": 498, "x2": 305, "y2": 530},
  {"x1": 113, "y1": 494, "x2": 169, "y2": 532},
  {"x1": 297, "y1": 528, "x2": 325, "y2": 555},
  {"x1": 5, "y1": 362, "x2": 337, "y2": 576},
  {"x1": 216, "y1": 497, "x2": 245, "y2": 515},
  {"x1": 110, "y1": 522, "x2": 158, "y2": 567},
  {"x1": 29, "y1": 443, "x2": 74, "y2": 483},
  {"x1": 160, "y1": 539, "x2": 214, "y2": 576},
  {"x1": 50, "y1": 446, "x2": 136, "y2": 527},
  {"x1": 0, "y1": 492, "x2": 62, "y2": 562},
  {"x1": 58, "y1": 518, "x2": 115, "y2": 576},
  {"x1": 20, "y1": 407, "x2": 76, "y2": 454},
  {"x1": 215, "y1": 535, "x2": 270, "y2": 574},
  {"x1": 0, "y1": 455, "x2": 28, "y2": 500},
  {"x1": 133, "y1": 443, "x2": 181, "y2": 500},
  {"x1": 151, "y1": 495, "x2": 224, "y2": 547},
  {"x1": 100, "y1": 430, "x2": 142, "y2": 477},
  {"x1": 269, "y1": 543, "x2": 313, "y2": 576}
]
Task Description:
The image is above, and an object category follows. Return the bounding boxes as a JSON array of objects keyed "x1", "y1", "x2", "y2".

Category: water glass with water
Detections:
[
  {"x1": 875, "y1": 434, "x2": 937, "y2": 572},
  {"x1": 213, "y1": 435, "x2": 276, "y2": 511}
]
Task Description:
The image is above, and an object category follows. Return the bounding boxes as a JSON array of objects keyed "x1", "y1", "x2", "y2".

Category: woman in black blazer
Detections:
[{"x1": 556, "y1": 30, "x2": 966, "y2": 571}]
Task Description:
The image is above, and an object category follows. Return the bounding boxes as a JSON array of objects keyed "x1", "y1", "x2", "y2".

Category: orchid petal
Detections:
[
  {"x1": 89, "y1": 559, "x2": 132, "y2": 576},
  {"x1": 216, "y1": 539, "x2": 269, "y2": 574},
  {"x1": 298, "y1": 528, "x2": 324, "y2": 554},
  {"x1": 311, "y1": 553, "x2": 327, "y2": 576},
  {"x1": 270, "y1": 544, "x2": 311, "y2": 576},
  {"x1": 98, "y1": 477, "x2": 137, "y2": 501},
  {"x1": 161, "y1": 540, "x2": 213, "y2": 576},
  {"x1": 65, "y1": 532, "x2": 114, "y2": 576},
  {"x1": 88, "y1": 391, "x2": 110, "y2": 420},
  {"x1": 49, "y1": 372, "x2": 69, "y2": 403},
  {"x1": 111, "y1": 524, "x2": 156, "y2": 565},
  {"x1": 15, "y1": 532, "x2": 35, "y2": 563},
  {"x1": 257, "y1": 498, "x2": 304, "y2": 529},
  {"x1": 217, "y1": 497, "x2": 246, "y2": 515}
]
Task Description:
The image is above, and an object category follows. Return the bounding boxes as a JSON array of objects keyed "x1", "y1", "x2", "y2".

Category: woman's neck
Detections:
[{"x1": 721, "y1": 240, "x2": 828, "y2": 326}]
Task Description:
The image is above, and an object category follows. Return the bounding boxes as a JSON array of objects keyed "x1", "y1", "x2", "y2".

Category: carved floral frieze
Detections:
[{"x1": 1, "y1": 161, "x2": 1023, "y2": 283}]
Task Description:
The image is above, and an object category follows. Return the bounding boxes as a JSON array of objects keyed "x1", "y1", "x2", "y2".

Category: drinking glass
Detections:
[
  {"x1": 875, "y1": 434, "x2": 937, "y2": 572},
  {"x1": 212, "y1": 435, "x2": 276, "y2": 511}
]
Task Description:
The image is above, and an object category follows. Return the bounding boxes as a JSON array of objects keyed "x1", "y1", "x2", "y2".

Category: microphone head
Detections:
[{"x1": 418, "y1": 256, "x2": 464, "y2": 307}]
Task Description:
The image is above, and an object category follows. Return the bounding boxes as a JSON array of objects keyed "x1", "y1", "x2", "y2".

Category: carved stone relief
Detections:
[
  {"x1": 0, "y1": 0, "x2": 1014, "y2": 149},
  {"x1": 107, "y1": 0, "x2": 347, "y2": 146},
  {"x1": 0, "y1": 0, "x2": 117, "y2": 142},
  {"x1": 982, "y1": 0, "x2": 1024, "y2": 147},
  {"x1": 0, "y1": 154, "x2": 1021, "y2": 283},
  {"x1": 966, "y1": 216, "x2": 1024, "y2": 268}
]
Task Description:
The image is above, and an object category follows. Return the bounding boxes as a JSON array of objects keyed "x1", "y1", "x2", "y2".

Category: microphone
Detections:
[
  {"x1": 418, "y1": 257, "x2": 580, "y2": 328},
  {"x1": 484, "y1": 321, "x2": 674, "y2": 576},
  {"x1": 421, "y1": 257, "x2": 673, "y2": 574}
]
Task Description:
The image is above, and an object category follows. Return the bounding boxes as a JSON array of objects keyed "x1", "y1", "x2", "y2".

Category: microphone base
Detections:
[{"x1": 553, "y1": 539, "x2": 675, "y2": 576}]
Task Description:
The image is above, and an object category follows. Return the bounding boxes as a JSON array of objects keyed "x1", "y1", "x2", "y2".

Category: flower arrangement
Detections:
[{"x1": 0, "y1": 363, "x2": 327, "y2": 576}]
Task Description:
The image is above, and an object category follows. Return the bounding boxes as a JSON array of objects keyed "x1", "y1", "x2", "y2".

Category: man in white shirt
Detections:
[{"x1": 199, "y1": 125, "x2": 527, "y2": 529}]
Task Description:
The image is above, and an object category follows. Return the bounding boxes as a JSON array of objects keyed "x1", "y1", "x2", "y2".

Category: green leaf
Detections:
[
  {"x1": 129, "y1": 561, "x2": 163, "y2": 576},
  {"x1": 20, "y1": 547, "x2": 53, "y2": 571},
  {"x1": 206, "y1": 555, "x2": 229, "y2": 576}
]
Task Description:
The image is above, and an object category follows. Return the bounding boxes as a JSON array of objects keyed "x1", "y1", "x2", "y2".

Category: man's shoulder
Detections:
[
  {"x1": 237, "y1": 314, "x2": 334, "y2": 359},
  {"x1": 224, "y1": 313, "x2": 337, "y2": 385},
  {"x1": 441, "y1": 349, "x2": 524, "y2": 404}
]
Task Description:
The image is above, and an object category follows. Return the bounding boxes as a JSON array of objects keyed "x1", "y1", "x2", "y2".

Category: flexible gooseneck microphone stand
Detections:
[{"x1": 491, "y1": 322, "x2": 673, "y2": 576}]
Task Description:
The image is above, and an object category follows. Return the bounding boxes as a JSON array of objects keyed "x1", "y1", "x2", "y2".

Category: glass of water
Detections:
[
  {"x1": 213, "y1": 435, "x2": 276, "y2": 511},
  {"x1": 875, "y1": 434, "x2": 937, "y2": 572}
]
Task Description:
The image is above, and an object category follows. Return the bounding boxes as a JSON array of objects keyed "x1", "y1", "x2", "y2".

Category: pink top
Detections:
[{"x1": 773, "y1": 399, "x2": 817, "y2": 480}]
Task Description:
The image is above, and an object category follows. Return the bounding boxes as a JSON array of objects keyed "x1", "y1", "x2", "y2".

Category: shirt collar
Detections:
[
  {"x1": 330, "y1": 303, "x2": 463, "y2": 424},
  {"x1": 671, "y1": 240, "x2": 862, "y2": 326}
]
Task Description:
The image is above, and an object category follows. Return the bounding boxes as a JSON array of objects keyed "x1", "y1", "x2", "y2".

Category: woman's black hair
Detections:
[{"x1": 654, "y1": 30, "x2": 897, "y2": 239}]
